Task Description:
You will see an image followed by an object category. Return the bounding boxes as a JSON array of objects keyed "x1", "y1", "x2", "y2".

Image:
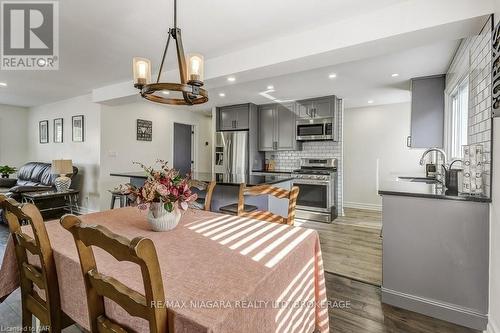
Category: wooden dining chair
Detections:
[
  {"x1": 0, "y1": 194, "x2": 74, "y2": 332},
  {"x1": 236, "y1": 184, "x2": 300, "y2": 225},
  {"x1": 60, "y1": 215, "x2": 169, "y2": 333},
  {"x1": 189, "y1": 179, "x2": 216, "y2": 211}
]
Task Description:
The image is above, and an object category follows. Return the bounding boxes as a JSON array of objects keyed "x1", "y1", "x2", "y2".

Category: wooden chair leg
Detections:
[{"x1": 22, "y1": 307, "x2": 33, "y2": 332}]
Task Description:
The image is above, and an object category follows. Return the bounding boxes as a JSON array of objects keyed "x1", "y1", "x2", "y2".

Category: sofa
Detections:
[{"x1": 0, "y1": 161, "x2": 78, "y2": 201}]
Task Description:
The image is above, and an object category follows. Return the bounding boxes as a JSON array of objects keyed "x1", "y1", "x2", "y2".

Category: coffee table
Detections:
[{"x1": 21, "y1": 189, "x2": 80, "y2": 214}]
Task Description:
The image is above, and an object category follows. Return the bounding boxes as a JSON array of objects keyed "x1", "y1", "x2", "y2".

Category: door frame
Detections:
[{"x1": 171, "y1": 122, "x2": 197, "y2": 174}]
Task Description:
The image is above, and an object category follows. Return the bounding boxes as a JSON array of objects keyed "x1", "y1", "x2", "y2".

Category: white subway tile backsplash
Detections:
[{"x1": 265, "y1": 107, "x2": 344, "y2": 215}]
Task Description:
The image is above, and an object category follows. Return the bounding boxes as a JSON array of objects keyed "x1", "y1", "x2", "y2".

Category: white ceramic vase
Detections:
[{"x1": 147, "y1": 202, "x2": 181, "y2": 232}]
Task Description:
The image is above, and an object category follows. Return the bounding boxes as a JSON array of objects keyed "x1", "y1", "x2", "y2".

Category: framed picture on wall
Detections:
[
  {"x1": 54, "y1": 118, "x2": 63, "y2": 143},
  {"x1": 72, "y1": 115, "x2": 84, "y2": 142},
  {"x1": 137, "y1": 119, "x2": 152, "y2": 141},
  {"x1": 39, "y1": 120, "x2": 49, "y2": 144}
]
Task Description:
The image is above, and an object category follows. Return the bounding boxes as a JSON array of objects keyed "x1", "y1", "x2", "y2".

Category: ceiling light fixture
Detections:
[
  {"x1": 267, "y1": 85, "x2": 274, "y2": 90},
  {"x1": 391, "y1": 73, "x2": 399, "y2": 77},
  {"x1": 227, "y1": 77, "x2": 236, "y2": 82},
  {"x1": 329, "y1": 73, "x2": 337, "y2": 79},
  {"x1": 367, "y1": 100, "x2": 374, "y2": 104},
  {"x1": 0, "y1": 82, "x2": 7, "y2": 87},
  {"x1": 132, "y1": 0, "x2": 208, "y2": 105},
  {"x1": 219, "y1": 93, "x2": 226, "y2": 97}
]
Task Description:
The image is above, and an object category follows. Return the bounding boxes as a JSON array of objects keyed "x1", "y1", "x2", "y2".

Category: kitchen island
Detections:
[
  {"x1": 111, "y1": 172, "x2": 294, "y2": 215},
  {"x1": 379, "y1": 178, "x2": 490, "y2": 330}
]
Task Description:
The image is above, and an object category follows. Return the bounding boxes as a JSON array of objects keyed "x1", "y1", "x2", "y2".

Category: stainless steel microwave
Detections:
[{"x1": 296, "y1": 117, "x2": 333, "y2": 141}]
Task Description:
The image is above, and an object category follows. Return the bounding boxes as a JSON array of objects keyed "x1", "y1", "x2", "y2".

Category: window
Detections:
[{"x1": 448, "y1": 78, "x2": 468, "y2": 158}]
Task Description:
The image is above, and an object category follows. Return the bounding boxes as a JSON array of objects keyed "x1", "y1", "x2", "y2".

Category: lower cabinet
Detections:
[{"x1": 258, "y1": 103, "x2": 299, "y2": 151}]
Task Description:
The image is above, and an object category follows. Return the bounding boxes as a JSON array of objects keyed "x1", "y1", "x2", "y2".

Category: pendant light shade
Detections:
[
  {"x1": 133, "y1": 57, "x2": 152, "y2": 87},
  {"x1": 186, "y1": 53, "x2": 204, "y2": 85}
]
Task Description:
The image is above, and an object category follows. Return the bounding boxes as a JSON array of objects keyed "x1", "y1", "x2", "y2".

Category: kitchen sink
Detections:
[{"x1": 398, "y1": 176, "x2": 441, "y2": 184}]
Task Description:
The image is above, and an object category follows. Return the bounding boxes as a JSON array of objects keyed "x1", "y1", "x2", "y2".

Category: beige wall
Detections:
[
  {"x1": 343, "y1": 102, "x2": 426, "y2": 210},
  {"x1": 0, "y1": 104, "x2": 29, "y2": 168},
  {"x1": 99, "y1": 101, "x2": 212, "y2": 211},
  {"x1": 28, "y1": 95, "x2": 102, "y2": 212}
]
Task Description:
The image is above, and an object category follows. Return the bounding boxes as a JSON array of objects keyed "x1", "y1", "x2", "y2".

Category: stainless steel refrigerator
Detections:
[{"x1": 215, "y1": 131, "x2": 254, "y2": 175}]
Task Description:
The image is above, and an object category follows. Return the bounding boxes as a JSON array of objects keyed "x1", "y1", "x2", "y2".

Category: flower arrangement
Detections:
[{"x1": 124, "y1": 160, "x2": 197, "y2": 213}]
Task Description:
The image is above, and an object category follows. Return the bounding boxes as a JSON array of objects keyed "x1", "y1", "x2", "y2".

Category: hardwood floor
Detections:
[
  {"x1": 326, "y1": 273, "x2": 480, "y2": 333},
  {"x1": 297, "y1": 208, "x2": 383, "y2": 285}
]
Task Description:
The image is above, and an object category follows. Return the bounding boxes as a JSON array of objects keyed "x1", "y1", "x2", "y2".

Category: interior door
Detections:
[{"x1": 173, "y1": 123, "x2": 193, "y2": 175}]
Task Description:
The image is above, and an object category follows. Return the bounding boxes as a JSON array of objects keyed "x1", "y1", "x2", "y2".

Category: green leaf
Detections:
[{"x1": 164, "y1": 202, "x2": 173, "y2": 212}]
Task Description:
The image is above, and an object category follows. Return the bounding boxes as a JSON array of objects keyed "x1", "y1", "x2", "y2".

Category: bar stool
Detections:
[
  {"x1": 110, "y1": 192, "x2": 129, "y2": 209},
  {"x1": 219, "y1": 184, "x2": 258, "y2": 215}
]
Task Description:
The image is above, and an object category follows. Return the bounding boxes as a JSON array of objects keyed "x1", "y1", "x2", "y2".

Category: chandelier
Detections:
[{"x1": 132, "y1": 0, "x2": 208, "y2": 105}]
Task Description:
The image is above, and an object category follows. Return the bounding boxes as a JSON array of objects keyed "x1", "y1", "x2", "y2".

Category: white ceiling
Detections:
[
  {"x1": 0, "y1": 0, "x2": 407, "y2": 107},
  {"x1": 204, "y1": 39, "x2": 461, "y2": 109},
  {"x1": 0, "y1": 0, "x2": 491, "y2": 109}
]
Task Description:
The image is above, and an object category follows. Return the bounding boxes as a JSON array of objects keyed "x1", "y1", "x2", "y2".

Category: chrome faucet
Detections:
[{"x1": 419, "y1": 148, "x2": 447, "y2": 166}]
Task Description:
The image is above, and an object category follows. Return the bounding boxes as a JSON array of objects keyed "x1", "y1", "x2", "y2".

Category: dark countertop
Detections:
[
  {"x1": 378, "y1": 178, "x2": 491, "y2": 203},
  {"x1": 110, "y1": 172, "x2": 293, "y2": 187},
  {"x1": 252, "y1": 169, "x2": 293, "y2": 174}
]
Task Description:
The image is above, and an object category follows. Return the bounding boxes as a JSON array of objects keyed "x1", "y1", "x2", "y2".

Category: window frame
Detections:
[{"x1": 444, "y1": 75, "x2": 469, "y2": 160}]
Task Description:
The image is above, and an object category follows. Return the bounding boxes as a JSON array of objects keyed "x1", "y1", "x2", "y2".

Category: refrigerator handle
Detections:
[{"x1": 226, "y1": 139, "x2": 232, "y2": 174}]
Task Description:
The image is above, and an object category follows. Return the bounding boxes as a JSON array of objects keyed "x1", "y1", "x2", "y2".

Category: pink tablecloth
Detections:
[{"x1": 0, "y1": 207, "x2": 329, "y2": 333}]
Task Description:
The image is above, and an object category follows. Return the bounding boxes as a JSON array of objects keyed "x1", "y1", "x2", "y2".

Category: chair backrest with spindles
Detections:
[
  {"x1": 0, "y1": 194, "x2": 70, "y2": 331},
  {"x1": 60, "y1": 215, "x2": 169, "y2": 333},
  {"x1": 236, "y1": 184, "x2": 300, "y2": 225},
  {"x1": 190, "y1": 179, "x2": 216, "y2": 211}
]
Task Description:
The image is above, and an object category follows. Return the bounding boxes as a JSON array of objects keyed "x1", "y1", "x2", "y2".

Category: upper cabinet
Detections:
[
  {"x1": 217, "y1": 104, "x2": 250, "y2": 131},
  {"x1": 258, "y1": 102, "x2": 300, "y2": 151},
  {"x1": 296, "y1": 96, "x2": 335, "y2": 119},
  {"x1": 409, "y1": 75, "x2": 445, "y2": 148}
]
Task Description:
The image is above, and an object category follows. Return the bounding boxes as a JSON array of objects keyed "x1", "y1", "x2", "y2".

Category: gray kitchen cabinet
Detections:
[
  {"x1": 381, "y1": 194, "x2": 489, "y2": 330},
  {"x1": 217, "y1": 104, "x2": 250, "y2": 131},
  {"x1": 258, "y1": 103, "x2": 299, "y2": 151},
  {"x1": 258, "y1": 104, "x2": 275, "y2": 151},
  {"x1": 296, "y1": 100, "x2": 313, "y2": 118},
  {"x1": 313, "y1": 97, "x2": 333, "y2": 118},
  {"x1": 276, "y1": 103, "x2": 297, "y2": 150},
  {"x1": 296, "y1": 96, "x2": 335, "y2": 119},
  {"x1": 409, "y1": 75, "x2": 445, "y2": 148}
]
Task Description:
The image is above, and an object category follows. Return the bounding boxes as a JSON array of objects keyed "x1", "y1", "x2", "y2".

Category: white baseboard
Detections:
[
  {"x1": 382, "y1": 287, "x2": 487, "y2": 331},
  {"x1": 343, "y1": 201, "x2": 382, "y2": 211},
  {"x1": 486, "y1": 317, "x2": 499, "y2": 333}
]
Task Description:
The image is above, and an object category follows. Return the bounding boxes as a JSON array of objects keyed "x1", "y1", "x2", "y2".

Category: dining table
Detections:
[{"x1": 0, "y1": 207, "x2": 329, "y2": 333}]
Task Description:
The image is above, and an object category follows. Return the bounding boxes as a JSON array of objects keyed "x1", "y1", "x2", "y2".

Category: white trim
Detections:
[
  {"x1": 486, "y1": 318, "x2": 500, "y2": 333},
  {"x1": 343, "y1": 201, "x2": 382, "y2": 211},
  {"x1": 382, "y1": 287, "x2": 488, "y2": 330}
]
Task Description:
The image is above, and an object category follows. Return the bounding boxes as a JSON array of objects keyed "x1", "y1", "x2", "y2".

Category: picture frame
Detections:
[
  {"x1": 39, "y1": 120, "x2": 49, "y2": 144},
  {"x1": 137, "y1": 119, "x2": 152, "y2": 141},
  {"x1": 54, "y1": 118, "x2": 63, "y2": 143},
  {"x1": 72, "y1": 115, "x2": 84, "y2": 142}
]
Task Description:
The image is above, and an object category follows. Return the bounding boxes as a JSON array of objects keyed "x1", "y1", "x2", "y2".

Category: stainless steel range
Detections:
[{"x1": 292, "y1": 158, "x2": 337, "y2": 223}]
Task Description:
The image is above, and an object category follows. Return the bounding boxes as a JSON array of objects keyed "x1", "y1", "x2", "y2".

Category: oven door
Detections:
[{"x1": 293, "y1": 179, "x2": 331, "y2": 212}]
